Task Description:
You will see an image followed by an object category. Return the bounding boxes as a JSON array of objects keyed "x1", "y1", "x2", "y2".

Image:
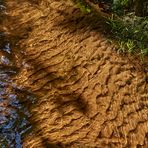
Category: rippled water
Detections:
[{"x1": 0, "y1": 2, "x2": 34, "y2": 147}]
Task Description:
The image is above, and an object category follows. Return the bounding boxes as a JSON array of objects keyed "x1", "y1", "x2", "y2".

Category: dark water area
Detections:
[{"x1": 0, "y1": 1, "x2": 34, "y2": 147}]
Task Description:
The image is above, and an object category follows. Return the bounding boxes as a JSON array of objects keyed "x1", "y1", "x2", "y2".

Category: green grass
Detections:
[
  {"x1": 107, "y1": 13, "x2": 148, "y2": 58},
  {"x1": 73, "y1": 0, "x2": 92, "y2": 13},
  {"x1": 72, "y1": 0, "x2": 148, "y2": 59}
]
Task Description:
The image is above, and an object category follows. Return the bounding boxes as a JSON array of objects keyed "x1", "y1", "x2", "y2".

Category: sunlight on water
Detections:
[
  {"x1": 0, "y1": 2, "x2": 34, "y2": 147},
  {"x1": 0, "y1": 38, "x2": 34, "y2": 148}
]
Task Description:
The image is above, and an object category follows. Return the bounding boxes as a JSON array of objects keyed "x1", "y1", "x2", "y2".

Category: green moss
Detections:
[
  {"x1": 75, "y1": 0, "x2": 92, "y2": 13},
  {"x1": 107, "y1": 14, "x2": 148, "y2": 57}
]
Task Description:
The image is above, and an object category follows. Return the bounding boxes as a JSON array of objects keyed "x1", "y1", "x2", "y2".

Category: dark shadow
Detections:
[
  {"x1": 26, "y1": 0, "x2": 41, "y2": 5},
  {"x1": 53, "y1": 91, "x2": 88, "y2": 115},
  {"x1": 53, "y1": 6, "x2": 110, "y2": 36}
]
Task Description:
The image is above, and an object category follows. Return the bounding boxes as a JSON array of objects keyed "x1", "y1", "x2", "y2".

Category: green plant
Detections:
[
  {"x1": 125, "y1": 39, "x2": 135, "y2": 54},
  {"x1": 107, "y1": 13, "x2": 148, "y2": 57},
  {"x1": 72, "y1": 0, "x2": 148, "y2": 59},
  {"x1": 74, "y1": 0, "x2": 92, "y2": 13}
]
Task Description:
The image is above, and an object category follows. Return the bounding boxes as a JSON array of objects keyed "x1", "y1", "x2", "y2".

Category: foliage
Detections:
[
  {"x1": 112, "y1": 0, "x2": 148, "y2": 16},
  {"x1": 72, "y1": 0, "x2": 148, "y2": 58},
  {"x1": 107, "y1": 13, "x2": 148, "y2": 57},
  {"x1": 74, "y1": 0, "x2": 92, "y2": 13}
]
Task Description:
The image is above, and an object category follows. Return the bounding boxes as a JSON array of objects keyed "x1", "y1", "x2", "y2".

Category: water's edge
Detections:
[{"x1": 0, "y1": 1, "x2": 34, "y2": 147}]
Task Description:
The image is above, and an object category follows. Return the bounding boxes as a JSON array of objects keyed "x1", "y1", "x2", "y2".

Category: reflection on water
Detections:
[
  {"x1": 0, "y1": 2, "x2": 34, "y2": 147},
  {"x1": 0, "y1": 71, "x2": 33, "y2": 147}
]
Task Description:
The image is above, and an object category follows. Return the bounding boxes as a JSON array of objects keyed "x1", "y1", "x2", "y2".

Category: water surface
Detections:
[{"x1": 0, "y1": 2, "x2": 34, "y2": 147}]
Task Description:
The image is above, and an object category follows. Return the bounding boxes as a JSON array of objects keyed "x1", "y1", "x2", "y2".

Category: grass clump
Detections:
[
  {"x1": 72, "y1": 0, "x2": 148, "y2": 59},
  {"x1": 73, "y1": 0, "x2": 92, "y2": 13},
  {"x1": 107, "y1": 13, "x2": 148, "y2": 57}
]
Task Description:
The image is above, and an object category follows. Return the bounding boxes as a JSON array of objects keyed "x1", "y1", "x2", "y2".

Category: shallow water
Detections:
[
  {"x1": 0, "y1": 3, "x2": 34, "y2": 147},
  {"x1": 0, "y1": 0, "x2": 147, "y2": 147}
]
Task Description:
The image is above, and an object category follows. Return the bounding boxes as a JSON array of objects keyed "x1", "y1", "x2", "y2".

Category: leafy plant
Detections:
[
  {"x1": 72, "y1": 0, "x2": 148, "y2": 58},
  {"x1": 107, "y1": 13, "x2": 148, "y2": 57},
  {"x1": 74, "y1": 0, "x2": 92, "y2": 13}
]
